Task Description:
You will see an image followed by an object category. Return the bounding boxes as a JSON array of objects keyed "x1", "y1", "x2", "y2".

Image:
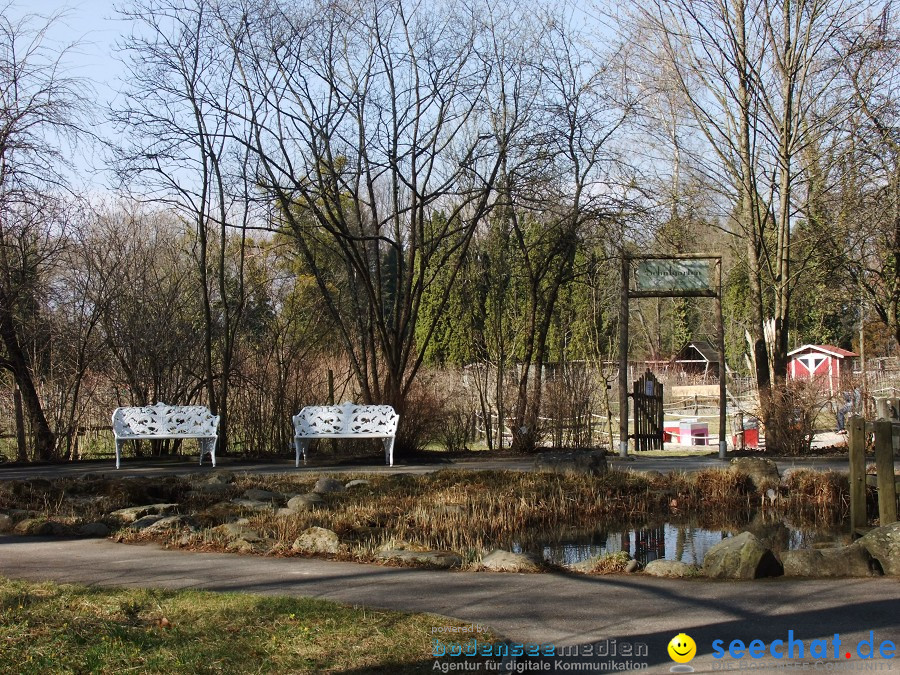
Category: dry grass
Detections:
[{"x1": 1, "y1": 467, "x2": 855, "y2": 567}]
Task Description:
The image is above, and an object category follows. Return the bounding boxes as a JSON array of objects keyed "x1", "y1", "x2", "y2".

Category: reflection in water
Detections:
[{"x1": 537, "y1": 522, "x2": 846, "y2": 567}]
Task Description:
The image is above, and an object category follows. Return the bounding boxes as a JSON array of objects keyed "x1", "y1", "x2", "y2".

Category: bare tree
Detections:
[
  {"x1": 219, "y1": 0, "x2": 508, "y2": 447},
  {"x1": 494, "y1": 9, "x2": 635, "y2": 451},
  {"x1": 0, "y1": 5, "x2": 90, "y2": 460},
  {"x1": 114, "y1": 0, "x2": 255, "y2": 453},
  {"x1": 831, "y1": 4, "x2": 900, "y2": 348},
  {"x1": 90, "y1": 207, "x2": 206, "y2": 408}
]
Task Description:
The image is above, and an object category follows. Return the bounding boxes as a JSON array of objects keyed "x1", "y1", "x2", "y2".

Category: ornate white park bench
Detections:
[
  {"x1": 293, "y1": 403, "x2": 400, "y2": 466},
  {"x1": 111, "y1": 403, "x2": 220, "y2": 469}
]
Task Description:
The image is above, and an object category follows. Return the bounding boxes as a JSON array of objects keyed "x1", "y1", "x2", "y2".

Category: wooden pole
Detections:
[
  {"x1": 874, "y1": 419, "x2": 897, "y2": 526},
  {"x1": 848, "y1": 415, "x2": 868, "y2": 535},
  {"x1": 860, "y1": 296, "x2": 867, "y2": 415},
  {"x1": 717, "y1": 260, "x2": 727, "y2": 459},
  {"x1": 619, "y1": 255, "x2": 630, "y2": 457}
]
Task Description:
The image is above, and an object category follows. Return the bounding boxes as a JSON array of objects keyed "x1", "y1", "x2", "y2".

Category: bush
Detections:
[
  {"x1": 758, "y1": 380, "x2": 828, "y2": 455},
  {"x1": 542, "y1": 364, "x2": 599, "y2": 449},
  {"x1": 436, "y1": 407, "x2": 475, "y2": 453}
]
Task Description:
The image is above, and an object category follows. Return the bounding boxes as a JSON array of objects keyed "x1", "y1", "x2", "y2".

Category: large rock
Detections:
[
  {"x1": 292, "y1": 526, "x2": 340, "y2": 554},
  {"x1": 568, "y1": 551, "x2": 634, "y2": 574},
  {"x1": 730, "y1": 457, "x2": 780, "y2": 488},
  {"x1": 313, "y1": 477, "x2": 346, "y2": 494},
  {"x1": 130, "y1": 515, "x2": 163, "y2": 530},
  {"x1": 244, "y1": 488, "x2": 283, "y2": 502},
  {"x1": 782, "y1": 544, "x2": 877, "y2": 577},
  {"x1": 206, "y1": 472, "x2": 234, "y2": 484},
  {"x1": 226, "y1": 539, "x2": 265, "y2": 554},
  {"x1": 644, "y1": 560, "x2": 700, "y2": 578},
  {"x1": 858, "y1": 522, "x2": 900, "y2": 576},
  {"x1": 230, "y1": 499, "x2": 275, "y2": 512},
  {"x1": 534, "y1": 450, "x2": 608, "y2": 476},
  {"x1": 134, "y1": 515, "x2": 194, "y2": 533},
  {"x1": 110, "y1": 504, "x2": 179, "y2": 524},
  {"x1": 377, "y1": 549, "x2": 462, "y2": 568},
  {"x1": 702, "y1": 532, "x2": 783, "y2": 579},
  {"x1": 14, "y1": 519, "x2": 67, "y2": 536},
  {"x1": 479, "y1": 549, "x2": 542, "y2": 573},
  {"x1": 287, "y1": 493, "x2": 325, "y2": 511},
  {"x1": 216, "y1": 522, "x2": 263, "y2": 543},
  {"x1": 746, "y1": 514, "x2": 791, "y2": 552}
]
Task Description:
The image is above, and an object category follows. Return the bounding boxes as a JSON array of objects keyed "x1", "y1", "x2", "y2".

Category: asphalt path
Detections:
[
  {"x1": 0, "y1": 536, "x2": 897, "y2": 674},
  {"x1": 0, "y1": 453, "x2": 854, "y2": 482}
]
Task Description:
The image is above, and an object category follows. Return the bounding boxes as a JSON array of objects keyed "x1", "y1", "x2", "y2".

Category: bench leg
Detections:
[
  {"x1": 115, "y1": 439, "x2": 125, "y2": 469},
  {"x1": 295, "y1": 438, "x2": 309, "y2": 467},
  {"x1": 382, "y1": 437, "x2": 395, "y2": 466},
  {"x1": 200, "y1": 438, "x2": 217, "y2": 467}
]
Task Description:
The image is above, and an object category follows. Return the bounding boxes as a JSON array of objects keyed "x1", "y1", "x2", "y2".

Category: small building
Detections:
[
  {"x1": 673, "y1": 341, "x2": 722, "y2": 379},
  {"x1": 787, "y1": 344, "x2": 857, "y2": 396}
]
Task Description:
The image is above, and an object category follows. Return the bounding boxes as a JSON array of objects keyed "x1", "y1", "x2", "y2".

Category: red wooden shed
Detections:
[{"x1": 787, "y1": 344, "x2": 857, "y2": 396}]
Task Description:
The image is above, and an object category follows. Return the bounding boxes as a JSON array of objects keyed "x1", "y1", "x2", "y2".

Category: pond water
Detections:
[{"x1": 515, "y1": 522, "x2": 851, "y2": 567}]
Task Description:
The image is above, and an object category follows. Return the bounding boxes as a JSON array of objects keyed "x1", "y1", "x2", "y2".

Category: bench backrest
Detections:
[
  {"x1": 112, "y1": 403, "x2": 219, "y2": 438},
  {"x1": 293, "y1": 403, "x2": 399, "y2": 437}
]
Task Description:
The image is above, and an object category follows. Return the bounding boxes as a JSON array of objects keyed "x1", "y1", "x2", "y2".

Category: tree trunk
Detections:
[{"x1": 0, "y1": 294, "x2": 55, "y2": 460}]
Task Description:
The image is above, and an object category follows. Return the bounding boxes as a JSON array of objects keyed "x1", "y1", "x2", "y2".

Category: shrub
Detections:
[{"x1": 758, "y1": 380, "x2": 829, "y2": 455}]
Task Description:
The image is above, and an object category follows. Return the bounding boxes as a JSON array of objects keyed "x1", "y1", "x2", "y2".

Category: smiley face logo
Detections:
[{"x1": 668, "y1": 633, "x2": 696, "y2": 663}]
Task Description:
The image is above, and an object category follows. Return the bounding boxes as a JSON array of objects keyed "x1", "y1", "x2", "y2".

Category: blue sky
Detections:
[
  {"x1": 5, "y1": 1, "x2": 130, "y2": 186},
  {"x1": 9, "y1": 1, "x2": 125, "y2": 97}
]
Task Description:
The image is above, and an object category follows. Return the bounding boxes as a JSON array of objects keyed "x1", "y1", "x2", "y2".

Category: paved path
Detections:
[
  {"x1": 0, "y1": 453, "x2": 854, "y2": 482},
  {"x1": 1, "y1": 536, "x2": 898, "y2": 673}
]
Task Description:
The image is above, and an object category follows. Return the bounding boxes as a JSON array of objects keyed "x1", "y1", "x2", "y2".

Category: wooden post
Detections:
[
  {"x1": 848, "y1": 415, "x2": 868, "y2": 535},
  {"x1": 618, "y1": 255, "x2": 630, "y2": 457},
  {"x1": 13, "y1": 384, "x2": 28, "y2": 462},
  {"x1": 874, "y1": 419, "x2": 898, "y2": 526},
  {"x1": 657, "y1": 380, "x2": 664, "y2": 450},
  {"x1": 859, "y1": 296, "x2": 867, "y2": 415},
  {"x1": 717, "y1": 260, "x2": 727, "y2": 460}
]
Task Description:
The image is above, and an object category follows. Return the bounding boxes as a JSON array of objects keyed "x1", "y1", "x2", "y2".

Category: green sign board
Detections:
[{"x1": 634, "y1": 259, "x2": 712, "y2": 293}]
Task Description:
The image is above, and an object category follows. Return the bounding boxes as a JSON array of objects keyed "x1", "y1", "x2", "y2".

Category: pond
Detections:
[{"x1": 515, "y1": 521, "x2": 852, "y2": 567}]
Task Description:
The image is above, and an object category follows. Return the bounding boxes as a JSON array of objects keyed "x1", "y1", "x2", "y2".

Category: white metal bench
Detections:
[
  {"x1": 293, "y1": 403, "x2": 400, "y2": 466},
  {"x1": 111, "y1": 403, "x2": 219, "y2": 469}
]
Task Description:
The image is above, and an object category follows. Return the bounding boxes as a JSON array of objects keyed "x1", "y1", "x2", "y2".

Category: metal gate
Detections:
[{"x1": 630, "y1": 369, "x2": 663, "y2": 451}]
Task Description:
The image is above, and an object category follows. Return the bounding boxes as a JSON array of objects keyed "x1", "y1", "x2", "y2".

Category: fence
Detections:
[{"x1": 848, "y1": 416, "x2": 898, "y2": 537}]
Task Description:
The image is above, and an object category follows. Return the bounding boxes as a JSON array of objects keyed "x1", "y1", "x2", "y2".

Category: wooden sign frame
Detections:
[{"x1": 618, "y1": 254, "x2": 727, "y2": 459}]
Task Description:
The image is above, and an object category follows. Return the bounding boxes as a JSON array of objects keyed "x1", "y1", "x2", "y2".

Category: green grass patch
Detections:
[{"x1": 0, "y1": 576, "x2": 488, "y2": 674}]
